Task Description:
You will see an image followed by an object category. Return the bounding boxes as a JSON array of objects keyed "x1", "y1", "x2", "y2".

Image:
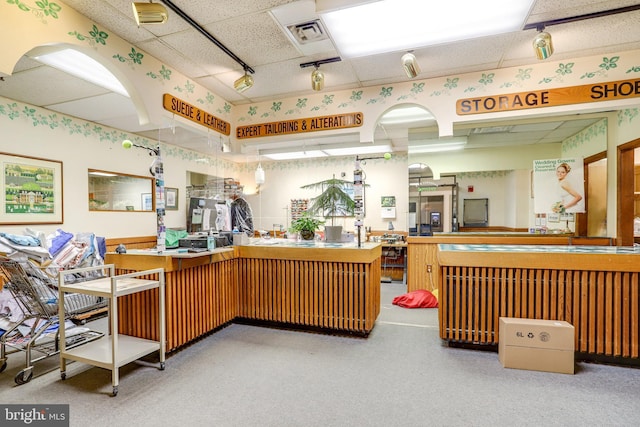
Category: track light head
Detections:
[
  {"x1": 311, "y1": 66, "x2": 324, "y2": 91},
  {"x1": 401, "y1": 52, "x2": 420, "y2": 78},
  {"x1": 132, "y1": 2, "x2": 168, "y2": 25},
  {"x1": 234, "y1": 71, "x2": 254, "y2": 93},
  {"x1": 533, "y1": 27, "x2": 553, "y2": 60}
]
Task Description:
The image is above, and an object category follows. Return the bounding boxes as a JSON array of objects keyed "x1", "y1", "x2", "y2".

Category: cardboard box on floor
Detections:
[{"x1": 498, "y1": 317, "x2": 575, "y2": 374}]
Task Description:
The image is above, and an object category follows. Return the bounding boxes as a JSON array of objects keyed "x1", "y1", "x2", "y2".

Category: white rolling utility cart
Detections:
[{"x1": 58, "y1": 265, "x2": 165, "y2": 396}]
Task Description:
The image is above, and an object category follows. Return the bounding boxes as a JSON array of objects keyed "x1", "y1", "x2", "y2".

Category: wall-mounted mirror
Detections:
[{"x1": 88, "y1": 169, "x2": 154, "y2": 211}]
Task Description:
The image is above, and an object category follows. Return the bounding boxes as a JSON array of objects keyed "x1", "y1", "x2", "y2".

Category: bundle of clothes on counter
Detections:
[{"x1": 0, "y1": 228, "x2": 107, "y2": 338}]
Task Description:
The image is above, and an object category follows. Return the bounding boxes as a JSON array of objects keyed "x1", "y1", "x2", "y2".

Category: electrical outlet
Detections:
[{"x1": 427, "y1": 265, "x2": 432, "y2": 273}]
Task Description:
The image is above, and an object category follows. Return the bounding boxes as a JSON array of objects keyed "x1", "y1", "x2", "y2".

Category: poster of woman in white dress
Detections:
[{"x1": 533, "y1": 158, "x2": 585, "y2": 214}]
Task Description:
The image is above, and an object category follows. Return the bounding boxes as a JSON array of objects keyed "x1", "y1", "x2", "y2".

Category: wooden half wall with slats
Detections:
[
  {"x1": 236, "y1": 243, "x2": 381, "y2": 336},
  {"x1": 437, "y1": 247, "x2": 640, "y2": 365},
  {"x1": 236, "y1": 258, "x2": 381, "y2": 335},
  {"x1": 106, "y1": 242, "x2": 382, "y2": 352}
]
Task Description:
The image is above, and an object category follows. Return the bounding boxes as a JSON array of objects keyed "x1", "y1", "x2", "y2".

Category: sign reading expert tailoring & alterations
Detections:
[{"x1": 236, "y1": 112, "x2": 363, "y2": 139}]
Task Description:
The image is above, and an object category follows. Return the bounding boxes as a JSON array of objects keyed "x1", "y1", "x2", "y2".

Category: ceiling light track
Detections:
[
  {"x1": 523, "y1": 4, "x2": 640, "y2": 30},
  {"x1": 299, "y1": 57, "x2": 341, "y2": 69},
  {"x1": 159, "y1": 0, "x2": 254, "y2": 74}
]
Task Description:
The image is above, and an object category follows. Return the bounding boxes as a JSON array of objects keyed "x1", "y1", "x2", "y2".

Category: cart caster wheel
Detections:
[
  {"x1": 0, "y1": 360, "x2": 7, "y2": 373},
  {"x1": 112, "y1": 386, "x2": 118, "y2": 397},
  {"x1": 61, "y1": 372, "x2": 66, "y2": 380},
  {"x1": 160, "y1": 362, "x2": 165, "y2": 371},
  {"x1": 15, "y1": 368, "x2": 33, "y2": 385}
]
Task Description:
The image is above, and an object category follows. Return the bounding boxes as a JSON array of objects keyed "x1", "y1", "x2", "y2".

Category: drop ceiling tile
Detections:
[
  {"x1": 46, "y1": 92, "x2": 137, "y2": 122},
  {"x1": 0, "y1": 65, "x2": 109, "y2": 106}
]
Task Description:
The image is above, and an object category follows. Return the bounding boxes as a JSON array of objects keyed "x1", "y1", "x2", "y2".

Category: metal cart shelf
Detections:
[
  {"x1": 0, "y1": 258, "x2": 107, "y2": 385},
  {"x1": 58, "y1": 265, "x2": 165, "y2": 396}
]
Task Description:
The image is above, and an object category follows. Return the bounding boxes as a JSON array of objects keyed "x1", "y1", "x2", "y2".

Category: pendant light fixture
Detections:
[
  {"x1": 132, "y1": 1, "x2": 168, "y2": 26},
  {"x1": 255, "y1": 151, "x2": 265, "y2": 185},
  {"x1": 311, "y1": 66, "x2": 324, "y2": 91}
]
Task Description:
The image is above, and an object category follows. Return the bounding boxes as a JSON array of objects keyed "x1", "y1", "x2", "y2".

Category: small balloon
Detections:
[{"x1": 122, "y1": 140, "x2": 133, "y2": 149}]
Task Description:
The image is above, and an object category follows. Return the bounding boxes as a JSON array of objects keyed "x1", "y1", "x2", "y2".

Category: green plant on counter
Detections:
[
  {"x1": 301, "y1": 175, "x2": 355, "y2": 226},
  {"x1": 290, "y1": 212, "x2": 324, "y2": 240}
]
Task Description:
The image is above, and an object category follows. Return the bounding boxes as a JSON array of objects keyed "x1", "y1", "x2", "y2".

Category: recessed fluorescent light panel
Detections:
[
  {"x1": 32, "y1": 49, "x2": 129, "y2": 97},
  {"x1": 408, "y1": 137, "x2": 467, "y2": 154},
  {"x1": 263, "y1": 150, "x2": 328, "y2": 160},
  {"x1": 378, "y1": 106, "x2": 434, "y2": 126},
  {"x1": 323, "y1": 144, "x2": 391, "y2": 156},
  {"x1": 317, "y1": 0, "x2": 535, "y2": 57}
]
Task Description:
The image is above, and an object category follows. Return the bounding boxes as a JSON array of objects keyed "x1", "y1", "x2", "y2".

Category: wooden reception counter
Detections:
[
  {"x1": 437, "y1": 244, "x2": 639, "y2": 365},
  {"x1": 106, "y1": 240, "x2": 381, "y2": 352},
  {"x1": 106, "y1": 248, "x2": 237, "y2": 352},
  {"x1": 406, "y1": 233, "x2": 613, "y2": 293},
  {"x1": 236, "y1": 241, "x2": 381, "y2": 336}
]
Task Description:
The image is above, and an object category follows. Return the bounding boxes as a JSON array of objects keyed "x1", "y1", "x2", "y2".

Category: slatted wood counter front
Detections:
[
  {"x1": 437, "y1": 244, "x2": 640, "y2": 365},
  {"x1": 236, "y1": 242, "x2": 381, "y2": 335},
  {"x1": 106, "y1": 241, "x2": 382, "y2": 351},
  {"x1": 106, "y1": 249, "x2": 237, "y2": 352}
]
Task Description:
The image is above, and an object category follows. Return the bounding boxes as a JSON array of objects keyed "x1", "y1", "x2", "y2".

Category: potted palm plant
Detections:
[
  {"x1": 301, "y1": 175, "x2": 355, "y2": 243},
  {"x1": 290, "y1": 211, "x2": 324, "y2": 240}
]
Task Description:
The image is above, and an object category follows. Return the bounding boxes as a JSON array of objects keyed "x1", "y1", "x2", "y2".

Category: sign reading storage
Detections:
[
  {"x1": 163, "y1": 94, "x2": 231, "y2": 135},
  {"x1": 236, "y1": 112, "x2": 363, "y2": 139},
  {"x1": 457, "y1": 78, "x2": 640, "y2": 115}
]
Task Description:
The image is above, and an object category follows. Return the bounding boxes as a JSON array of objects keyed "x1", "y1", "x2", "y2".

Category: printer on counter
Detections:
[{"x1": 179, "y1": 231, "x2": 233, "y2": 249}]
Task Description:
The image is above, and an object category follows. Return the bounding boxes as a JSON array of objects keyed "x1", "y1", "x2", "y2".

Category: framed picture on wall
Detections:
[
  {"x1": 165, "y1": 187, "x2": 178, "y2": 210},
  {"x1": 0, "y1": 152, "x2": 63, "y2": 224}
]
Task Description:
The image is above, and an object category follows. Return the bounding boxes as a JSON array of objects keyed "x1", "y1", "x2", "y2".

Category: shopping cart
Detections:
[{"x1": 0, "y1": 257, "x2": 106, "y2": 385}]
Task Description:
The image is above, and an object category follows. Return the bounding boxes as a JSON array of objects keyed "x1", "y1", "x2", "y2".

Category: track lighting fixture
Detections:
[
  {"x1": 533, "y1": 26, "x2": 553, "y2": 60},
  {"x1": 401, "y1": 52, "x2": 420, "y2": 78},
  {"x1": 311, "y1": 66, "x2": 324, "y2": 91},
  {"x1": 132, "y1": 1, "x2": 168, "y2": 25},
  {"x1": 234, "y1": 69, "x2": 254, "y2": 93},
  {"x1": 525, "y1": 5, "x2": 640, "y2": 61},
  {"x1": 299, "y1": 57, "x2": 341, "y2": 92}
]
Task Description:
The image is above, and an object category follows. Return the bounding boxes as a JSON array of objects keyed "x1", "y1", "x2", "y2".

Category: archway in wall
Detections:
[
  {"x1": 1, "y1": 43, "x2": 150, "y2": 134},
  {"x1": 374, "y1": 104, "x2": 448, "y2": 234}
]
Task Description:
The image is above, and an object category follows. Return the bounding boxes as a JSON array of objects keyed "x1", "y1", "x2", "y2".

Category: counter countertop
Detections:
[
  {"x1": 107, "y1": 247, "x2": 234, "y2": 258},
  {"x1": 438, "y1": 243, "x2": 640, "y2": 254}
]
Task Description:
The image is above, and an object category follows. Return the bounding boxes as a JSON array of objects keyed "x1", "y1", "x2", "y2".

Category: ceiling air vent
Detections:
[{"x1": 287, "y1": 20, "x2": 328, "y2": 45}]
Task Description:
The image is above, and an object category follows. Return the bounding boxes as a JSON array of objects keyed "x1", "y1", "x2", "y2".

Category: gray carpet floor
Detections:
[{"x1": 1, "y1": 281, "x2": 639, "y2": 427}]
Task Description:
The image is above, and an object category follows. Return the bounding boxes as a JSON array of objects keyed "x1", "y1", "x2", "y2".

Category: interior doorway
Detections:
[{"x1": 617, "y1": 139, "x2": 640, "y2": 246}]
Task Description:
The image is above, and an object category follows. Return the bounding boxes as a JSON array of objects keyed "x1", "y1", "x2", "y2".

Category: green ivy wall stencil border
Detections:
[
  {"x1": 7, "y1": 0, "x2": 61, "y2": 22},
  {"x1": 561, "y1": 119, "x2": 607, "y2": 154},
  {"x1": 457, "y1": 171, "x2": 510, "y2": 179},
  {"x1": 618, "y1": 108, "x2": 640, "y2": 126},
  {"x1": 0, "y1": 96, "x2": 238, "y2": 172}
]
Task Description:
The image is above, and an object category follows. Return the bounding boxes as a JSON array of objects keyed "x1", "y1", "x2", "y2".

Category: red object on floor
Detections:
[{"x1": 392, "y1": 290, "x2": 438, "y2": 308}]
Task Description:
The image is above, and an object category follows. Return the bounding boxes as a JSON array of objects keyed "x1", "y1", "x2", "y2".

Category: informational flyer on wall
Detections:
[{"x1": 533, "y1": 158, "x2": 585, "y2": 214}]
